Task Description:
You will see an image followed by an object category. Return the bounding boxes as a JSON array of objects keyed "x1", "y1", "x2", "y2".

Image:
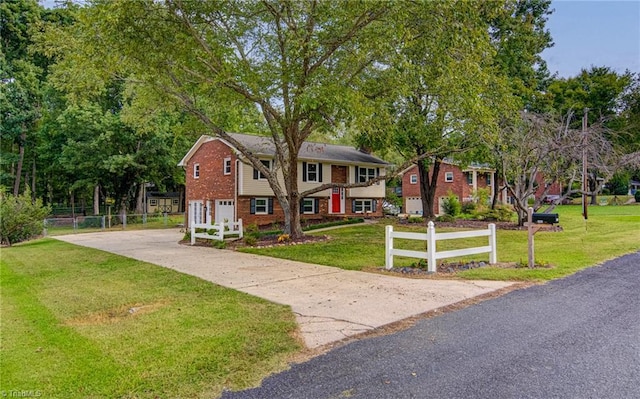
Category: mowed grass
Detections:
[
  {"x1": 1, "y1": 239, "x2": 300, "y2": 398},
  {"x1": 240, "y1": 204, "x2": 640, "y2": 281}
]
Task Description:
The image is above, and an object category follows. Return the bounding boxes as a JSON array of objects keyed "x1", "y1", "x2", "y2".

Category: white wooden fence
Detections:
[
  {"x1": 385, "y1": 221, "x2": 497, "y2": 272},
  {"x1": 191, "y1": 219, "x2": 243, "y2": 245}
]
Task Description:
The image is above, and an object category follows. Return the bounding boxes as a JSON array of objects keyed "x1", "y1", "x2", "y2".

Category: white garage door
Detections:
[{"x1": 405, "y1": 197, "x2": 423, "y2": 215}]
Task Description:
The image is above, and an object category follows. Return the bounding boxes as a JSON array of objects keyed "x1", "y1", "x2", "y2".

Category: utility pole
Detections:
[{"x1": 582, "y1": 108, "x2": 589, "y2": 221}]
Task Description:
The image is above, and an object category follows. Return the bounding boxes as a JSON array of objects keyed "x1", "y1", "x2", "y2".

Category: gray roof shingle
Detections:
[{"x1": 229, "y1": 133, "x2": 388, "y2": 165}]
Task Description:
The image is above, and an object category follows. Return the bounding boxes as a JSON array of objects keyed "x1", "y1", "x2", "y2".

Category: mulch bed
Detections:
[{"x1": 400, "y1": 218, "x2": 563, "y2": 232}]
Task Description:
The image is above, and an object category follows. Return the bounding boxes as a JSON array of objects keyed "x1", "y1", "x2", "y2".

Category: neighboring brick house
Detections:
[
  {"x1": 178, "y1": 133, "x2": 388, "y2": 227},
  {"x1": 401, "y1": 161, "x2": 497, "y2": 216}
]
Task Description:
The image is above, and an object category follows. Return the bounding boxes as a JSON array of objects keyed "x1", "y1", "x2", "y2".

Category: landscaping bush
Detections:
[
  {"x1": 408, "y1": 215, "x2": 424, "y2": 223},
  {"x1": 635, "y1": 191, "x2": 640, "y2": 203},
  {"x1": 461, "y1": 201, "x2": 476, "y2": 214},
  {"x1": 442, "y1": 192, "x2": 461, "y2": 217},
  {"x1": 0, "y1": 188, "x2": 51, "y2": 246},
  {"x1": 435, "y1": 214, "x2": 455, "y2": 222}
]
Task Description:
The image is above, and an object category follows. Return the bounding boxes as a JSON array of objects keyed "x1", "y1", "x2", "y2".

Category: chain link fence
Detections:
[{"x1": 44, "y1": 213, "x2": 185, "y2": 235}]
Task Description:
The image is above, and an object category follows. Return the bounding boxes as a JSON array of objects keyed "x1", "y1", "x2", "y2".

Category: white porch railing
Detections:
[
  {"x1": 191, "y1": 219, "x2": 243, "y2": 245},
  {"x1": 385, "y1": 221, "x2": 497, "y2": 272}
]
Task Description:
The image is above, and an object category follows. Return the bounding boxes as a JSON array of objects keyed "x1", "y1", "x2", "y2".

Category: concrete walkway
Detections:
[{"x1": 55, "y1": 229, "x2": 513, "y2": 349}]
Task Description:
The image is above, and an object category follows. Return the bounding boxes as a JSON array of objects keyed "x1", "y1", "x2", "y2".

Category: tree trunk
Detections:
[
  {"x1": 70, "y1": 191, "x2": 76, "y2": 219},
  {"x1": 93, "y1": 185, "x2": 100, "y2": 215},
  {"x1": 136, "y1": 183, "x2": 144, "y2": 214},
  {"x1": 589, "y1": 173, "x2": 598, "y2": 205},
  {"x1": 31, "y1": 158, "x2": 36, "y2": 200},
  {"x1": 13, "y1": 131, "x2": 26, "y2": 196},
  {"x1": 418, "y1": 158, "x2": 441, "y2": 219}
]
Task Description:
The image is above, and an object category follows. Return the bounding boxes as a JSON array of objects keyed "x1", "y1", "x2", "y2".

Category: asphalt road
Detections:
[{"x1": 222, "y1": 252, "x2": 640, "y2": 399}]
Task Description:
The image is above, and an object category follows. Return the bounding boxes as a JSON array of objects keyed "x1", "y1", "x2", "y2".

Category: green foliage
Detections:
[
  {"x1": 211, "y1": 240, "x2": 226, "y2": 249},
  {"x1": 0, "y1": 188, "x2": 51, "y2": 245},
  {"x1": 461, "y1": 201, "x2": 477, "y2": 214},
  {"x1": 408, "y1": 216, "x2": 424, "y2": 223},
  {"x1": 635, "y1": 191, "x2": 640, "y2": 203},
  {"x1": 608, "y1": 172, "x2": 630, "y2": 196},
  {"x1": 243, "y1": 235, "x2": 258, "y2": 246},
  {"x1": 435, "y1": 214, "x2": 455, "y2": 223},
  {"x1": 442, "y1": 192, "x2": 461, "y2": 217}
]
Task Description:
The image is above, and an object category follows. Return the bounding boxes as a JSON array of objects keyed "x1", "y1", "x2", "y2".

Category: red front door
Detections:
[{"x1": 331, "y1": 188, "x2": 343, "y2": 213}]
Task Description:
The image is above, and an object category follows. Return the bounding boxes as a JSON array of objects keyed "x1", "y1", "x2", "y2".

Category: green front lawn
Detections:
[
  {"x1": 240, "y1": 205, "x2": 640, "y2": 281},
  {"x1": 1, "y1": 239, "x2": 300, "y2": 398}
]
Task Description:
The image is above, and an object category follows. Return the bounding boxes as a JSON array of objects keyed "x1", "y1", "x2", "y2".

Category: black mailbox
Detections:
[{"x1": 532, "y1": 213, "x2": 559, "y2": 224}]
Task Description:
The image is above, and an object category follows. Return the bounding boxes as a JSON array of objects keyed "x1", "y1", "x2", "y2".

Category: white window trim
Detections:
[
  {"x1": 305, "y1": 162, "x2": 319, "y2": 183},
  {"x1": 224, "y1": 157, "x2": 232, "y2": 175},
  {"x1": 258, "y1": 160, "x2": 271, "y2": 180},
  {"x1": 445, "y1": 172, "x2": 454, "y2": 182},
  {"x1": 302, "y1": 198, "x2": 315, "y2": 214},
  {"x1": 193, "y1": 163, "x2": 200, "y2": 179},
  {"x1": 410, "y1": 174, "x2": 418, "y2": 184},
  {"x1": 358, "y1": 167, "x2": 376, "y2": 183},
  {"x1": 354, "y1": 199, "x2": 373, "y2": 213},
  {"x1": 255, "y1": 197, "x2": 269, "y2": 215}
]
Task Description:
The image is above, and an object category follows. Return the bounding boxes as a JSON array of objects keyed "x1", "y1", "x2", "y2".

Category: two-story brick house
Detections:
[
  {"x1": 179, "y1": 133, "x2": 388, "y2": 227},
  {"x1": 402, "y1": 161, "x2": 498, "y2": 216}
]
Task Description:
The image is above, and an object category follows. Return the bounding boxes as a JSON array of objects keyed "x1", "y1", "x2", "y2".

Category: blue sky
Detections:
[{"x1": 542, "y1": 0, "x2": 640, "y2": 78}]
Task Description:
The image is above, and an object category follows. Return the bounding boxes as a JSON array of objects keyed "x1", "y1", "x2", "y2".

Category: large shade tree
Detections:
[{"x1": 51, "y1": 0, "x2": 402, "y2": 238}]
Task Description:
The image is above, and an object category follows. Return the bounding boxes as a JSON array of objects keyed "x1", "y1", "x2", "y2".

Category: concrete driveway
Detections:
[{"x1": 56, "y1": 229, "x2": 513, "y2": 348}]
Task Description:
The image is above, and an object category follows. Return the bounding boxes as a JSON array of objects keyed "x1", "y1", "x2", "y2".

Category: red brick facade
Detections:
[
  {"x1": 183, "y1": 138, "x2": 384, "y2": 227},
  {"x1": 402, "y1": 163, "x2": 494, "y2": 215}
]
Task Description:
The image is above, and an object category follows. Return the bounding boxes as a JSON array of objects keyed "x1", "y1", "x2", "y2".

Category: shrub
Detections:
[
  {"x1": 211, "y1": 240, "x2": 227, "y2": 249},
  {"x1": 243, "y1": 235, "x2": 257, "y2": 246},
  {"x1": 408, "y1": 215, "x2": 424, "y2": 223},
  {"x1": 0, "y1": 188, "x2": 51, "y2": 246},
  {"x1": 442, "y1": 192, "x2": 461, "y2": 217},
  {"x1": 461, "y1": 201, "x2": 476, "y2": 214},
  {"x1": 635, "y1": 191, "x2": 640, "y2": 203},
  {"x1": 435, "y1": 214, "x2": 455, "y2": 223}
]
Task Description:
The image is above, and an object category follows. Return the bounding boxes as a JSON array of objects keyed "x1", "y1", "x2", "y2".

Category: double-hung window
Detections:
[
  {"x1": 254, "y1": 198, "x2": 268, "y2": 214},
  {"x1": 353, "y1": 199, "x2": 373, "y2": 213},
  {"x1": 410, "y1": 174, "x2": 418, "y2": 184},
  {"x1": 253, "y1": 160, "x2": 272, "y2": 180},
  {"x1": 302, "y1": 162, "x2": 322, "y2": 182},
  {"x1": 357, "y1": 167, "x2": 377, "y2": 183},
  {"x1": 302, "y1": 198, "x2": 315, "y2": 214},
  {"x1": 445, "y1": 172, "x2": 454, "y2": 182},
  {"x1": 224, "y1": 157, "x2": 232, "y2": 175},
  {"x1": 193, "y1": 163, "x2": 200, "y2": 178}
]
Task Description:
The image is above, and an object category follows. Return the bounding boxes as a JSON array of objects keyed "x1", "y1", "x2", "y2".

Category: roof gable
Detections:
[{"x1": 179, "y1": 133, "x2": 388, "y2": 167}]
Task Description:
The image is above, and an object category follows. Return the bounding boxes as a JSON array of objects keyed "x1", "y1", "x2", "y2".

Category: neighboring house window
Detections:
[
  {"x1": 467, "y1": 173, "x2": 473, "y2": 185},
  {"x1": 250, "y1": 197, "x2": 274, "y2": 215},
  {"x1": 150, "y1": 199, "x2": 158, "y2": 206},
  {"x1": 410, "y1": 174, "x2": 418, "y2": 184},
  {"x1": 445, "y1": 172, "x2": 454, "y2": 182},
  {"x1": 193, "y1": 163, "x2": 200, "y2": 178},
  {"x1": 172, "y1": 199, "x2": 179, "y2": 205},
  {"x1": 356, "y1": 166, "x2": 378, "y2": 183},
  {"x1": 253, "y1": 160, "x2": 272, "y2": 180},
  {"x1": 486, "y1": 173, "x2": 492, "y2": 185},
  {"x1": 352, "y1": 199, "x2": 377, "y2": 213},
  {"x1": 224, "y1": 157, "x2": 232, "y2": 175},
  {"x1": 302, "y1": 162, "x2": 323, "y2": 182},
  {"x1": 301, "y1": 198, "x2": 320, "y2": 214}
]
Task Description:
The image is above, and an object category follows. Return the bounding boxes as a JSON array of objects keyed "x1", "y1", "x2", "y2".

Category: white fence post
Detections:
[
  {"x1": 385, "y1": 225, "x2": 393, "y2": 269},
  {"x1": 238, "y1": 219, "x2": 244, "y2": 239},
  {"x1": 489, "y1": 223, "x2": 497, "y2": 264},
  {"x1": 426, "y1": 221, "x2": 437, "y2": 273}
]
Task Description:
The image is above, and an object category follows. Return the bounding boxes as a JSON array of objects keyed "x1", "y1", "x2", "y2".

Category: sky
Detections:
[
  {"x1": 541, "y1": 0, "x2": 640, "y2": 78},
  {"x1": 40, "y1": 0, "x2": 639, "y2": 79}
]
